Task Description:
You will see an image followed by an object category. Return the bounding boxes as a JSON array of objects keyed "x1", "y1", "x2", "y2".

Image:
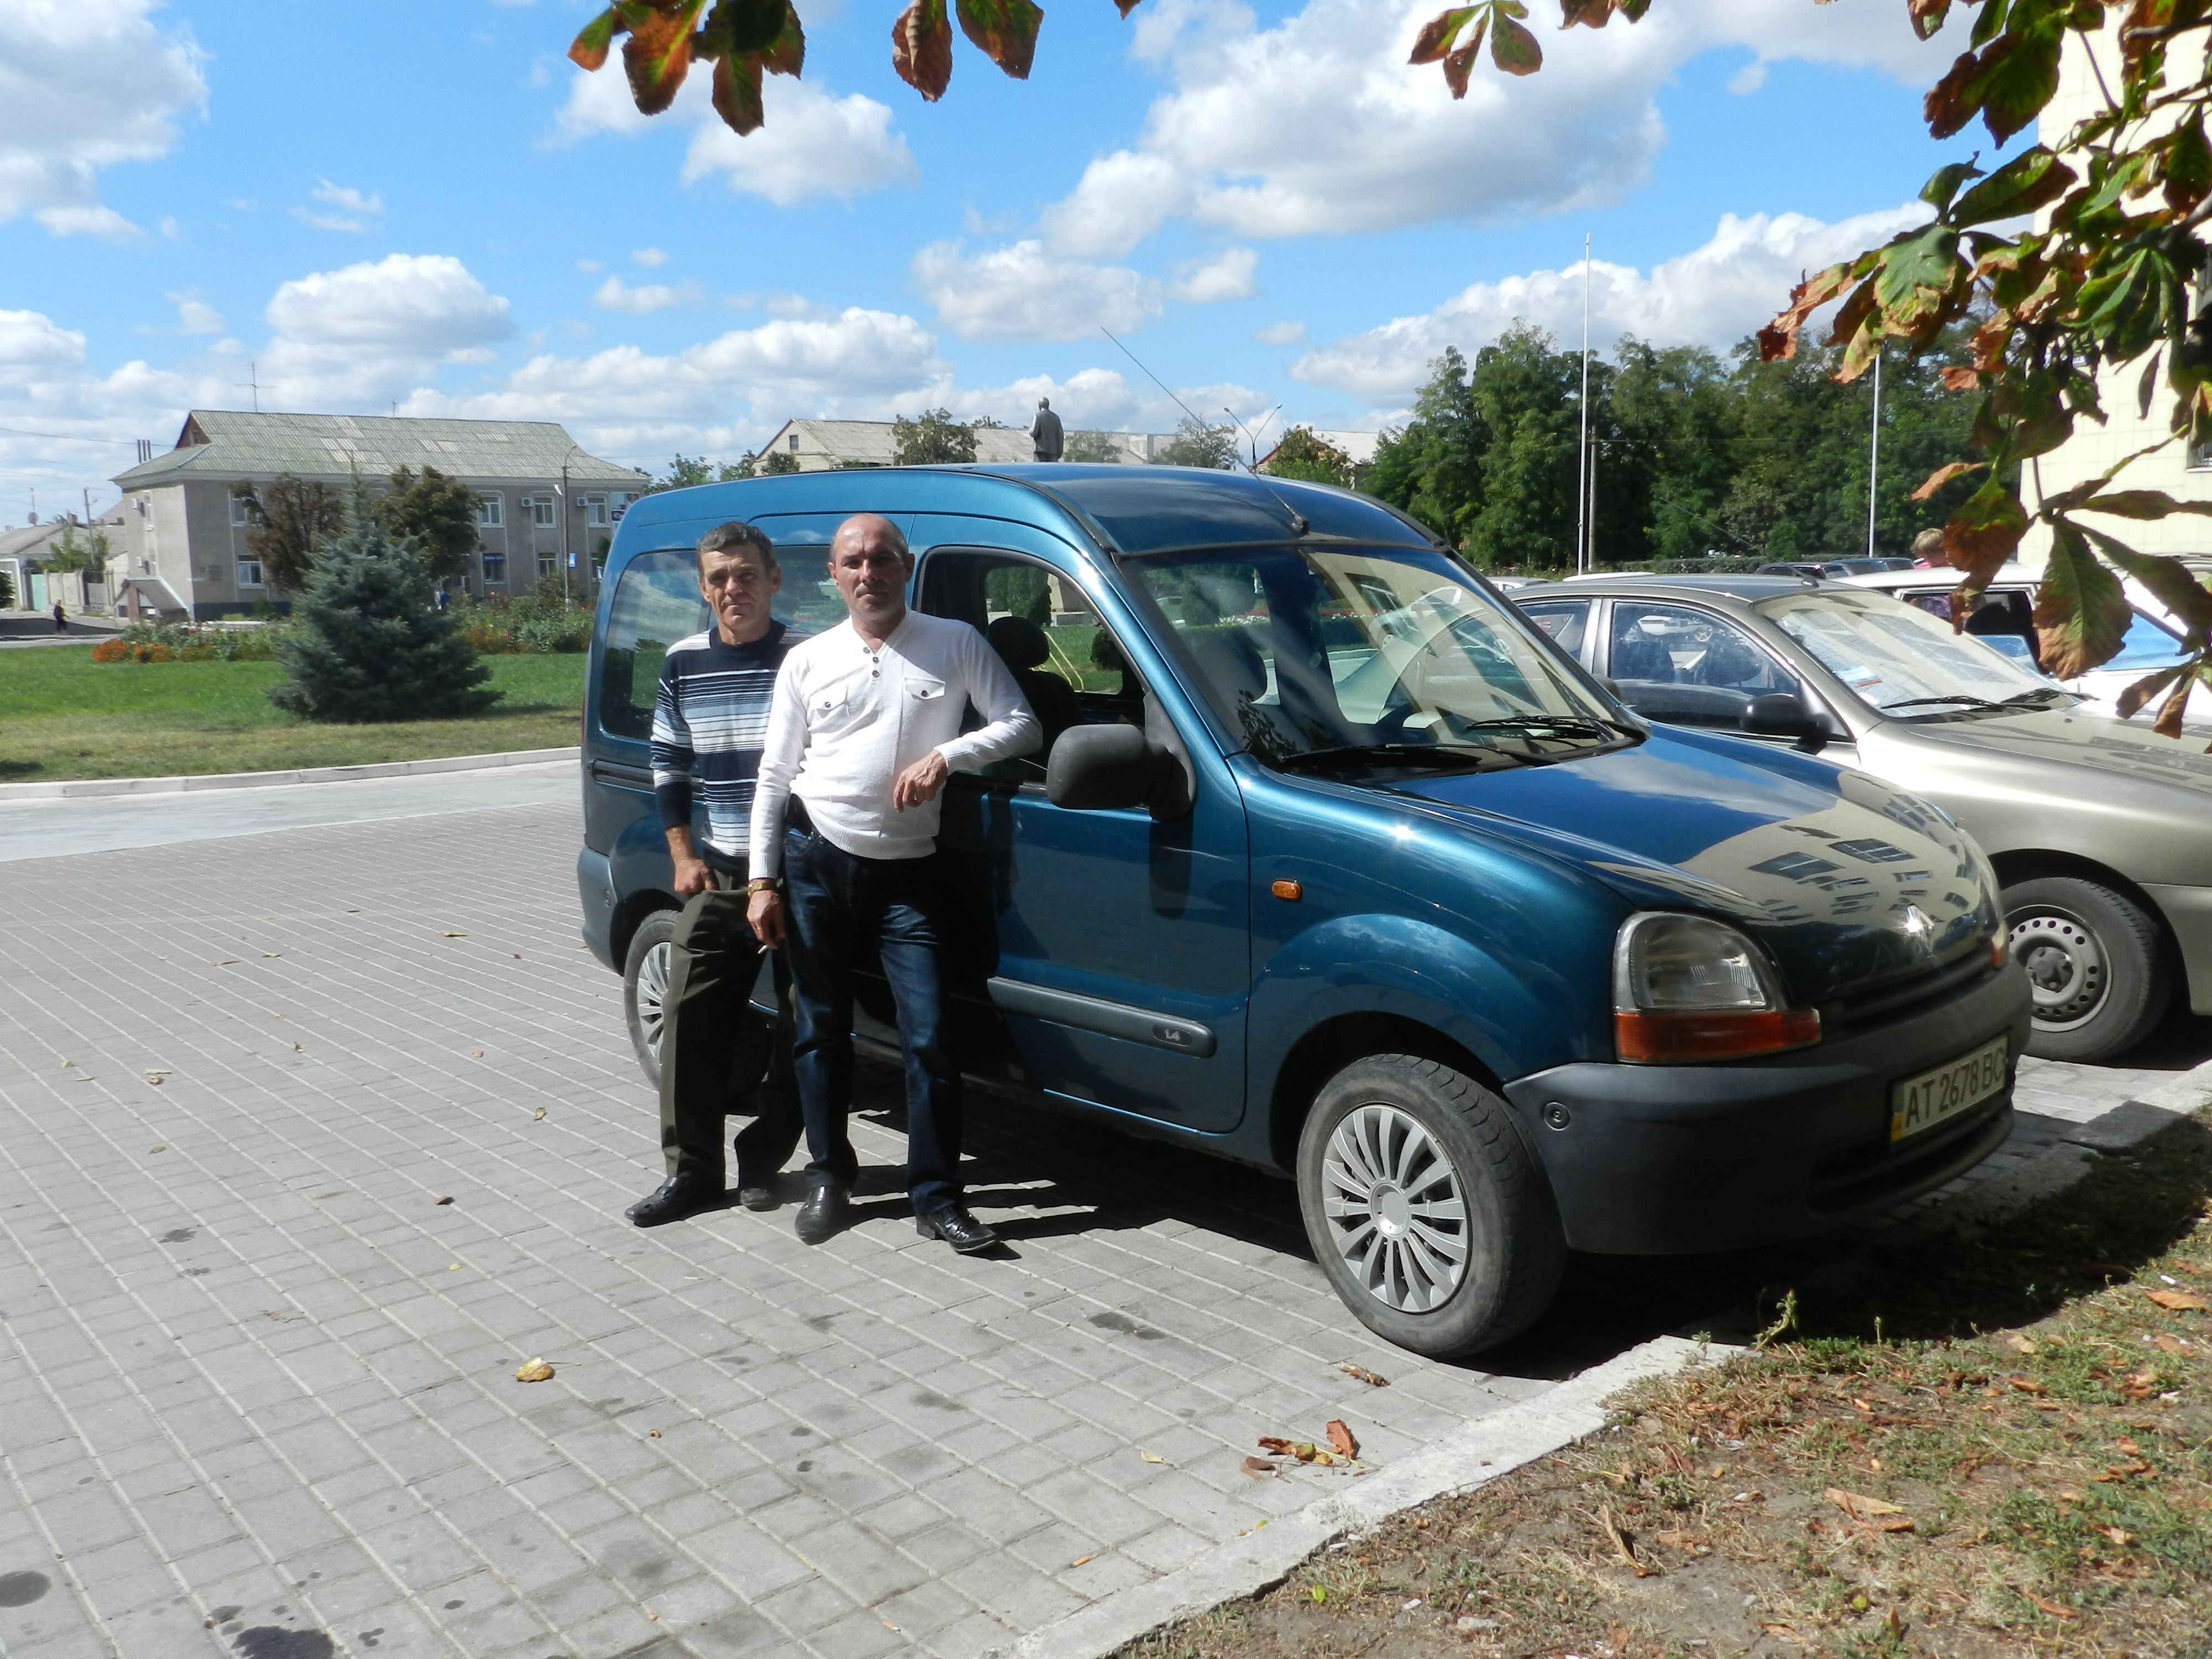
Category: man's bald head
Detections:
[{"x1": 828, "y1": 513, "x2": 912, "y2": 640}]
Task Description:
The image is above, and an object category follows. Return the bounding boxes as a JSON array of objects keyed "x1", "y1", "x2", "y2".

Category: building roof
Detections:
[
  {"x1": 112, "y1": 411, "x2": 645, "y2": 491},
  {"x1": 0, "y1": 518, "x2": 116, "y2": 564},
  {"x1": 763, "y1": 418, "x2": 1180, "y2": 468}
]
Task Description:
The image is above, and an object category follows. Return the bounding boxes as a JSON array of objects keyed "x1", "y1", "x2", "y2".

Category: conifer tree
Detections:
[{"x1": 270, "y1": 514, "x2": 497, "y2": 723}]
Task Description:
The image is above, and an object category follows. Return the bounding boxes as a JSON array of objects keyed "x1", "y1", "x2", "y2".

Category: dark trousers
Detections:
[
  {"x1": 782, "y1": 826, "x2": 965, "y2": 1214},
  {"x1": 658, "y1": 868, "x2": 801, "y2": 1186}
]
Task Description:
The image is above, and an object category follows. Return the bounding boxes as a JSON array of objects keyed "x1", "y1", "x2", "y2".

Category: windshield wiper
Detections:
[
  {"x1": 1451, "y1": 714, "x2": 1641, "y2": 740},
  {"x1": 2000, "y1": 686, "x2": 2076, "y2": 707},
  {"x1": 1882, "y1": 693, "x2": 2005, "y2": 714},
  {"x1": 1276, "y1": 743, "x2": 1532, "y2": 772}
]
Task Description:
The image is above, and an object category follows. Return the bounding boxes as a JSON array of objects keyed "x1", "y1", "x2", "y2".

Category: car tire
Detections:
[
  {"x1": 623, "y1": 909, "x2": 681, "y2": 1091},
  {"x1": 2002, "y1": 875, "x2": 2169, "y2": 1063},
  {"x1": 1296, "y1": 1053, "x2": 1565, "y2": 1359}
]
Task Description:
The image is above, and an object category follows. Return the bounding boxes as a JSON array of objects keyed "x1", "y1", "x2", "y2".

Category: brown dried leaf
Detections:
[
  {"x1": 1138, "y1": 1449, "x2": 1167, "y2": 1463},
  {"x1": 1241, "y1": 1455, "x2": 1279, "y2": 1478},
  {"x1": 1826, "y1": 1487, "x2": 1907, "y2": 1520},
  {"x1": 1912, "y1": 460, "x2": 1983, "y2": 500},
  {"x1": 2007, "y1": 1375, "x2": 2047, "y2": 1394},
  {"x1": 2147, "y1": 1287, "x2": 2209, "y2": 1311},
  {"x1": 2154, "y1": 1333, "x2": 2191, "y2": 1354},
  {"x1": 1337, "y1": 1361, "x2": 1390, "y2": 1387},
  {"x1": 1324, "y1": 1420, "x2": 1359, "y2": 1459},
  {"x1": 514, "y1": 1358, "x2": 555, "y2": 1383},
  {"x1": 441, "y1": 931, "x2": 469, "y2": 938},
  {"x1": 2006, "y1": 1333, "x2": 2037, "y2": 1354},
  {"x1": 1598, "y1": 1504, "x2": 1656, "y2": 1577},
  {"x1": 2027, "y1": 1592, "x2": 2077, "y2": 1620},
  {"x1": 435, "y1": 1196, "x2": 453, "y2": 1206}
]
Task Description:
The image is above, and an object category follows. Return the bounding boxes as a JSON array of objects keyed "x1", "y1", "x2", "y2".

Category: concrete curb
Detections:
[
  {"x1": 0, "y1": 747, "x2": 579, "y2": 801},
  {"x1": 993, "y1": 1334, "x2": 1725, "y2": 1659}
]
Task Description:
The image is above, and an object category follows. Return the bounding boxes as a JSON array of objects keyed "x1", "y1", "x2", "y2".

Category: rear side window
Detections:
[
  {"x1": 599, "y1": 549, "x2": 707, "y2": 739},
  {"x1": 1518, "y1": 599, "x2": 1589, "y2": 656}
]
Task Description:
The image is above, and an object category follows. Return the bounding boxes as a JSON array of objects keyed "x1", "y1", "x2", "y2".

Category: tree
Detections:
[
  {"x1": 369, "y1": 466, "x2": 479, "y2": 582},
  {"x1": 1261, "y1": 427, "x2": 1354, "y2": 486},
  {"x1": 1064, "y1": 430, "x2": 1123, "y2": 463},
  {"x1": 893, "y1": 408, "x2": 978, "y2": 465},
  {"x1": 270, "y1": 514, "x2": 497, "y2": 723},
  {"x1": 41, "y1": 524, "x2": 111, "y2": 578},
  {"x1": 1368, "y1": 347, "x2": 1485, "y2": 548},
  {"x1": 645, "y1": 452, "x2": 757, "y2": 493},
  {"x1": 760, "y1": 450, "x2": 800, "y2": 474},
  {"x1": 0, "y1": 567, "x2": 13, "y2": 609},
  {"x1": 1157, "y1": 415, "x2": 1237, "y2": 470},
  {"x1": 234, "y1": 476, "x2": 343, "y2": 594}
]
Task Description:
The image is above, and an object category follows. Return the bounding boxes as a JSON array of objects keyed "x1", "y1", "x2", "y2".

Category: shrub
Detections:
[
  {"x1": 453, "y1": 590, "x2": 593, "y2": 654},
  {"x1": 270, "y1": 518, "x2": 496, "y2": 723},
  {"x1": 92, "y1": 622, "x2": 285, "y2": 664}
]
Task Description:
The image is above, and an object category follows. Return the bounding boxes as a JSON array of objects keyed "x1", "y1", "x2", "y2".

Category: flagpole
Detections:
[{"x1": 1577, "y1": 235, "x2": 1592, "y2": 573}]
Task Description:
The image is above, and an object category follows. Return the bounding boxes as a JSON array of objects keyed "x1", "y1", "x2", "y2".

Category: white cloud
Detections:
[
  {"x1": 1291, "y1": 204, "x2": 1929, "y2": 405},
  {"x1": 0, "y1": 0, "x2": 204, "y2": 237},
  {"x1": 294, "y1": 178, "x2": 384, "y2": 233},
  {"x1": 1254, "y1": 319, "x2": 1306, "y2": 345},
  {"x1": 913, "y1": 241, "x2": 1162, "y2": 341},
  {"x1": 555, "y1": 62, "x2": 916, "y2": 207},
  {"x1": 170, "y1": 294, "x2": 222, "y2": 335},
  {"x1": 1037, "y1": 0, "x2": 1958, "y2": 257},
  {"x1": 262, "y1": 253, "x2": 515, "y2": 406},
  {"x1": 1172, "y1": 246, "x2": 1256, "y2": 304},
  {"x1": 631, "y1": 247, "x2": 668, "y2": 267},
  {"x1": 592, "y1": 276, "x2": 703, "y2": 315}
]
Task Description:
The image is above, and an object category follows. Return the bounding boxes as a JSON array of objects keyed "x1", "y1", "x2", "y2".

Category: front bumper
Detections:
[{"x1": 1503, "y1": 963, "x2": 2033, "y2": 1254}]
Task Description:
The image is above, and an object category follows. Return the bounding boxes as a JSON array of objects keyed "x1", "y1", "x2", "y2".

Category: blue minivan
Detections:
[{"x1": 579, "y1": 465, "x2": 2031, "y2": 1357}]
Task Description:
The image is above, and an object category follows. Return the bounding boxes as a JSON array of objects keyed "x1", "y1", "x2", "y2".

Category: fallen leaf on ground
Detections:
[
  {"x1": 2115, "y1": 1437, "x2": 2142, "y2": 1455},
  {"x1": 1598, "y1": 1504, "x2": 1655, "y2": 1577},
  {"x1": 2026, "y1": 1592, "x2": 2076, "y2": 1620},
  {"x1": 435, "y1": 1196, "x2": 453, "y2": 1206},
  {"x1": 149, "y1": 1145, "x2": 165, "y2": 1154},
  {"x1": 1069, "y1": 1554, "x2": 1092, "y2": 1567},
  {"x1": 2006, "y1": 1375, "x2": 2047, "y2": 1394},
  {"x1": 2054, "y1": 1485, "x2": 2085, "y2": 1503},
  {"x1": 291, "y1": 1044, "x2": 302, "y2": 1052},
  {"x1": 211, "y1": 959, "x2": 238, "y2": 967},
  {"x1": 447, "y1": 1264, "x2": 461, "y2": 1272},
  {"x1": 1337, "y1": 1361, "x2": 1390, "y2": 1386},
  {"x1": 2104, "y1": 1525, "x2": 2133, "y2": 1546},
  {"x1": 469, "y1": 1051, "x2": 483, "y2": 1059},
  {"x1": 59, "y1": 1060, "x2": 71, "y2": 1068},
  {"x1": 647, "y1": 1430, "x2": 660, "y2": 1438},
  {"x1": 441, "y1": 931, "x2": 468, "y2": 937},
  {"x1": 147, "y1": 1075, "x2": 164, "y2": 1086},
  {"x1": 514, "y1": 1358, "x2": 554, "y2": 1383},
  {"x1": 1827, "y1": 1488, "x2": 1908, "y2": 1524},
  {"x1": 1325, "y1": 1420, "x2": 1359, "y2": 1459},
  {"x1": 2155, "y1": 1333, "x2": 2191, "y2": 1354},
  {"x1": 260, "y1": 952, "x2": 280, "y2": 959},
  {"x1": 1258, "y1": 1437, "x2": 1332, "y2": 1464},
  {"x1": 2146, "y1": 1287, "x2": 2209, "y2": 1311},
  {"x1": 532, "y1": 1108, "x2": 546, "y2": 1120},
  {"x1": 1138, "y1": 1449, "x2": 1167, "y2": 1464},
  {"x1": 1241, "y1": 1456, "x2": 1279, "y2": 1478},
  {"x1": 2006, "y1": 1333, "x2": 2037, "y2": 1354}
]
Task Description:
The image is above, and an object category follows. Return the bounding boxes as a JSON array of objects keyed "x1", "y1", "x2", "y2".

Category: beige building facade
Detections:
[
  {"x1": 2021, "y1": 20, "x2": 2212, "y2": 568},
  {"x1": 107, "y1": 411, "x2": 647, "y2": 619}
]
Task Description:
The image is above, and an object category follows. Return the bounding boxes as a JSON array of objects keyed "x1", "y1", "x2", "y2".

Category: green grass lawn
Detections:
[{"x1": 0, "y1": 648, "x2": 586, "y2": 781}]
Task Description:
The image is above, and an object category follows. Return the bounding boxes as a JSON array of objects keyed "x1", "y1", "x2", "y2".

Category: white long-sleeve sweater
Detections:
[{"x1": 748, "y1": 610, "x2": 1040, "y2": 874}]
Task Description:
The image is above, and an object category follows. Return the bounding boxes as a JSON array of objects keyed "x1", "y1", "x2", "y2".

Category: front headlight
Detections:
[{"x1": 1613, "y1": 912, "x2": 1820, "y2": 1063}]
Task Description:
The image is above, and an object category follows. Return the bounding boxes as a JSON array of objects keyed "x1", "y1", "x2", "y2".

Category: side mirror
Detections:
[
  {"x1": 1742, "y1": 693, "x2": 1835, "y2": 739},
  {"x1": 1048, "y1": 725, "x2": 1191, "y2": 819}
]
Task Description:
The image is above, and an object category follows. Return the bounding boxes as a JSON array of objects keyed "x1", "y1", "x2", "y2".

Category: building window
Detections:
[
  {"x1": 538, "y1": 554, "x2": 556, "y2": 579},
  {"x1": 582, "y1": 494, "x2": 608, "y2": 527},
  {"x1": 477, "y1": 494, "x2": 503, "y2": 528},
  {"x1": 236, "y1": 558, "x2": 265, "y2": 589},
  {"x1": 787, "y1": 433, "x2": 800, "y2": 452},
  {"x1": 229, "y1": 492, "x2": 253, "y2": 526},
  {"x1": 612, "y1": 492, "x2": 635, "y2": 523},
  {"x1": 527, "y1": 494, "x2": 556, "y2": 528},
  {"x1": 482, "y1": 552, "x2": 507, "y2": 584}
]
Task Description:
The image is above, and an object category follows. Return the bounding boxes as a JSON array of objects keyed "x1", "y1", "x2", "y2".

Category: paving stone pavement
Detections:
[{"x1": 1, "y1": 797, "x2": 2204, "y2": 1659}]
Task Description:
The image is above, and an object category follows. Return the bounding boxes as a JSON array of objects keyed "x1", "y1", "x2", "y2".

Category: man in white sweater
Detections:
[{"x1": 747, "y1": 514, "x2": 1040, "y2": 1251}]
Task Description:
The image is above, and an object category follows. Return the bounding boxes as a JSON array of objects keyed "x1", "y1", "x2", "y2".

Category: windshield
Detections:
[
  {"x1": 1129, "y1": 545, "x2": 1626, "y2": 768},
  {"x1": 1760, "y1": 589, "x2": 2061, "y2": 715}
]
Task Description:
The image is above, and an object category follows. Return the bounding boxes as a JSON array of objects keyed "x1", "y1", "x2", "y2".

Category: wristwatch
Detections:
[{"x1": 744, "y1": 877, "x2": 780, "y2": 896}]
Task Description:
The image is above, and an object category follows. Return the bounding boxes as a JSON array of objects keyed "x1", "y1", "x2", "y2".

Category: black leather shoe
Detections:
[
  {"x1": 625, "y1": 1176, "x2": 721, "y2": 1228},
  {"x1": 735, "y1": 1180, "x2": 778, "y2": 1212},
  {"x1": 794, "y1": 1180, "x2": 849, "y2": 1245},
  {"x1": 916, "y1": 1205, "x2": 1000, "y2": 1254}
]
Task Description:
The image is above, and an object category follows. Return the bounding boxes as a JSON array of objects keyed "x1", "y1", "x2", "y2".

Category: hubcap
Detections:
[
  {"x1": 1321, "y1": 1103, "x2": 1469, "y2": 1313},
  {"x1": 635, "y1": 940, "x2": 672, "y2": 1067},
  {"x1": 2007, "y1": 910, "x2": 2107, "y2": 1031}
]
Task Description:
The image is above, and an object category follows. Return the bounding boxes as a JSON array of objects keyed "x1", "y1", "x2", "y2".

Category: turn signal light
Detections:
[
  {"x1": 1992, "y1": 933, "x2": 2011, "y2": 969},
  {"x1": 1615, "y1": 1007, "x2": 1822, "y2": 1065}
]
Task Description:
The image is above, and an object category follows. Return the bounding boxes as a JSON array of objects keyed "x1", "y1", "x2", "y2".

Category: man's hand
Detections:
[
  {"x1": 666, "y1": 827, "x2": 712, "y2": 898},
  {"x1": 892, "y1": 749, "x2": 950, "y2": 812},
  {"x1": 748, "y1": 889, "x2": 785, "y2": 948}
]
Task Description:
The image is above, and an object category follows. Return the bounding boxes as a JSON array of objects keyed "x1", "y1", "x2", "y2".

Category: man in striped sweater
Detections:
[{"x1": 627, "y1": 520, "x2": 804, "y2": 1227}]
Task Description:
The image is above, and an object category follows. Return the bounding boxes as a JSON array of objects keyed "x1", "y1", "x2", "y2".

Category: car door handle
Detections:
[
  {"x1": 589, "y1": 759, "x2": 655, "y2": 790},
  {"x1": 986, "y1": 977, "x2": 1217, "y2": 1057}
]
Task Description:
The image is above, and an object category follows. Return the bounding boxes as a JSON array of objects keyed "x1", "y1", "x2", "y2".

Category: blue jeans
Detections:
[{"x1": 782, "y1": 826, "x2": 965, "y2": 1214}]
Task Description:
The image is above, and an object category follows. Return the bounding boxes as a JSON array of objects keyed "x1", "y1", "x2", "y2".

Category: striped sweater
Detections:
[{"x1": 650, "y1": 621, "x2": 792, "y2": 870}]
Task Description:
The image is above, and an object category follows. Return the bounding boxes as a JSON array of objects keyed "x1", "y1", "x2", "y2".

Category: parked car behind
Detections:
[
  {"x1": 1514, "y1": 573, "x2": 2212, "y2": 1062},
  {"x1": 583, "y1": 469, "x2": 2028, "y2": 1358},
  {"x1": 1841, "y1": 561, "x2": 2194, "y2": 719}
]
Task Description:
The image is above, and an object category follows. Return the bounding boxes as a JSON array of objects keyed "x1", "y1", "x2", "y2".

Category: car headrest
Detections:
[{"x1": 987, "y1": 615, "x2": 1051, "y2": 670}]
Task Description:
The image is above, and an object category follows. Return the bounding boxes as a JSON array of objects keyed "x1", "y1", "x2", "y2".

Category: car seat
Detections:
[
  {"x1": 1693, "y1": 630, "x2": 1770, "y2": 692},
  {"x1": 1610, "y1": 622, "x2": 1677, "y2": 684},
  {"x1": 985, "y1": 616, "x2": 1082, "y2": 754}
]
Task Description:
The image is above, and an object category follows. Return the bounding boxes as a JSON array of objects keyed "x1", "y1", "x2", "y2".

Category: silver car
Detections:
[{"x1": 1512, "y1": 573, "x2": 2212, "y2": 1062}]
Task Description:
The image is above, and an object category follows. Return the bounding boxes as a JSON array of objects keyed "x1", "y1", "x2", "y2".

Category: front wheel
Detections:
[
  {"x1": 1296, "y1": 1054, "x2": 1564, "y2": 1359},
  {"x1": 2002, "y1": 875, "x2": 2169, "y2": 1063},
  {"x1": 623, "y1": 909, "x2": 680, "y2": 1091}
]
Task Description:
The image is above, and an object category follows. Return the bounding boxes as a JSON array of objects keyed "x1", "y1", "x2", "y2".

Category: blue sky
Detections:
[{"x1": 1, "y1": 0, "x2": 1979, "y2": 521}]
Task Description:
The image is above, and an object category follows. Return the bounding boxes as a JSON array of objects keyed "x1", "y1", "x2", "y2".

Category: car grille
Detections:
[{"x1": 1819, "y1": 948, "x2": 1996, "y2": 1037}]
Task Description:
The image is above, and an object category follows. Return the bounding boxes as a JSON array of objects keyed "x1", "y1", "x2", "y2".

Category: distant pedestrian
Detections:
[
  {"x1": 1030, "y1": 397, "x2": 1064, "y2": 463},
  {"x1": 51, "y1": 601, "x2": 65, "y2": 633},
  {"x1": 434, "y1": 587, "x2": 450, "y2": 612},
  {"x1": 624, "y1": 520, "x2": 805, "y2": 1229},
  {"x1": 746, "y1": 513, "x2": 1039, "y2": 1254},
  {"x1": 1912, "y1": 528, "x2": 1946, "y2": 570}
]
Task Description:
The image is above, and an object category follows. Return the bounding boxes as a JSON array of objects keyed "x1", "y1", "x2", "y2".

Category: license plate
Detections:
[{"x1": 1890, "y1": 1035, "x2": 2009, "y2": 1142}]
